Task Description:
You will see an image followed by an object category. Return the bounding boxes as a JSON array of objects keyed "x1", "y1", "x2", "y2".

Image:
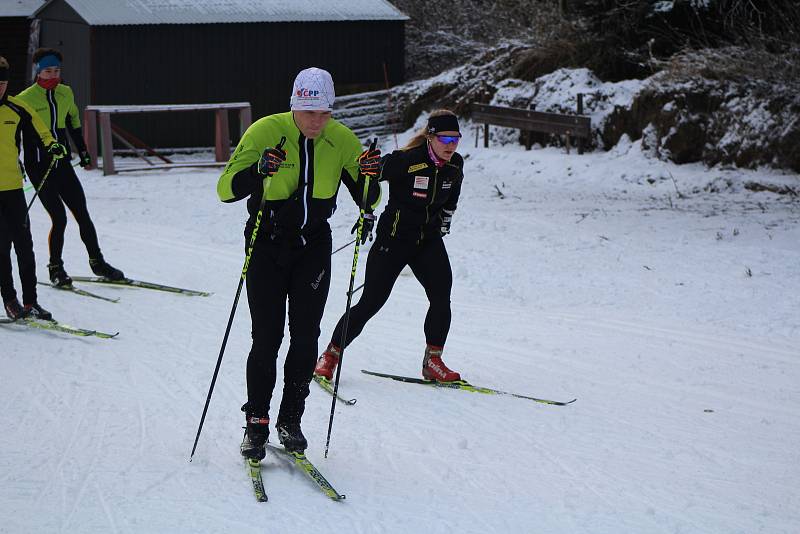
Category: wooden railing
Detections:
[
  {"x1": 472, "y1": 98, "x2": 591, "y2": 154},
  {"x1": 83, "y1": 102, "x2": 252, "y2": 175}
]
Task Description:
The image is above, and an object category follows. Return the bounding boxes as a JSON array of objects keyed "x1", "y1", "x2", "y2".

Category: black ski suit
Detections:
[{"x1": 328, "y1": 142, "x2": 464, "y2": 349}]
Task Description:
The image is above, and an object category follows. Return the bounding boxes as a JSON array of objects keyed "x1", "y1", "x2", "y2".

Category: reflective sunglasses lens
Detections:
[{"x1": 437, "y1": 135, "x2": 461, "y2": 144}]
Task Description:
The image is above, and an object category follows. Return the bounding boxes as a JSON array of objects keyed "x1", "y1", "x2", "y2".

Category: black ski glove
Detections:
[
  {"x1": 351, "y1": 212, "x2": 377, "y2": 245},
  {"x1": 78, "y1": 149, "x2": 92, "y2": 168},
  {"x1": 47, "y1": 142, "x2": 67, "y2": 160},
  {"x1": 257, "y1": 145, "x2": 287, "y2": 176}
]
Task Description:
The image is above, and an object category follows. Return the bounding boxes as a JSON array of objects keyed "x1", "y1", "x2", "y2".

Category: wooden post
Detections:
[
  {"x1": 475, "y1": 125, "x2": 479, "y2": 148},
  {"x1": 525, "y1": 103, "x2": 535, "y2": 150},
  {"x1": 83, "y1": 108, "x2": 98, "y2": 170},
  {"x1": 565, "y1": 130, "x2": 572, "y2": 155},
  {"x1": 483, "y1": 123, "x2": 489, "y2": 148},
  {"x1": 214, "y1": 108, "x2": 231, "y2": 162},
  {"x1": 577, "y1": 93, "x2": 585, "y2": 155},
  {"x1": 98, "y1": 112, "x2": 115, "y2": 175}
]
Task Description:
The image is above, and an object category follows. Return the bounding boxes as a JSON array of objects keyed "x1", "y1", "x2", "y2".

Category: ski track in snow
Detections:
[{"x1": 2, "y1": 137, "x2": 799, "y2": 533}]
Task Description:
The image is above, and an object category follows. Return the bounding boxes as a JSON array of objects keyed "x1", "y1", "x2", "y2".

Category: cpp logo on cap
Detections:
[{"x1": 296, "y1": 88, "x2": 320, "y2": 97}]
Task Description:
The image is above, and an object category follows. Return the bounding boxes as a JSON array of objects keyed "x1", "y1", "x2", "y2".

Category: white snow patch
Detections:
[{"x1": 2, "y1": 134, "x2": 799, "y2": 533}]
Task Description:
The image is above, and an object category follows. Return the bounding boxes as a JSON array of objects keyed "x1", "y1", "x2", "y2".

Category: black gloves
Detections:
[
  {"x1": 47, "y1": 142, "x2": 67, "y2": 160},
  {"x1": 257, "y1": 145, "x2": 287, "y2": 176},
  {"x1": 440, "y1": 209, "x2": 454, "y2": 236},
  {"x1": 351, "y1": 212, "x2": 377, "y2": 245},
  {"x1": 358, "y1": 147, "x2": 381, "y2": 176},
  {"x1": 78, "y1": 149, "x2": 91, "y2": 168}
]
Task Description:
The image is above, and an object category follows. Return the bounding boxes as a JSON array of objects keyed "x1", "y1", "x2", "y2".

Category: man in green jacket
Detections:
[
  {"x1": 16, "y1": 48, "x2": 123, "y2": 288},
  {"x1": 0, "y1": 56, "x2": 66, "y2": 320},
  {"x1": 218, "y1": 67, "x2": 381, "y2": 458}
]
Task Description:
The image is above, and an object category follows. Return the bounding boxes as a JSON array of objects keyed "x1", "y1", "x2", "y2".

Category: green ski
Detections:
[
  {"x1": 38, "y1": 281, "x2": 120, "y2": 303},
  {"x1": 246, "y1": 458, "x2": 268, "y2": 502},
  {"x1": 267, "y1": 443, "x2": 345, "y2": 501},
  {"x1": 361, "y1": 369, "x2": 576, "y2": 406},
  {"x1": 313, "y1": 375, "x2": 357, "y2": 405},
  {"x1": 70, "y1": 276, "x2": 211, "y2": 297},
  {"x1": 0, "y1": 317, "x2": 118, "y2": 339}
]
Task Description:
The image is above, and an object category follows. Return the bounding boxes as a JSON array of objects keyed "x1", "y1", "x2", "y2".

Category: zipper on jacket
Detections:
[
  {"x1": 45, "y1": 88, "x2": 58, "y2": 164},
  {"x1": 420, "y1": 167, "x2": 439, "y2": 241},
  {"x1": 298, "y1": 135, "x2": 313, "y2": 246},
  {"x1": 46, "y1": 89, "x2": 58, "y2": 137}
]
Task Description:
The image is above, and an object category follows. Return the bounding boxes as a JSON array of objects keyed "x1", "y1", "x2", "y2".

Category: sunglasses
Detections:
[{"x1": 435, "y1": 134, "x2": 461, "y2": 145}]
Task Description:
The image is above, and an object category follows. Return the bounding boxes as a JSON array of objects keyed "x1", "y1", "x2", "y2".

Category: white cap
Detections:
[{"x1": 289, "y1": 67, "x2": 335, "y2": 111}]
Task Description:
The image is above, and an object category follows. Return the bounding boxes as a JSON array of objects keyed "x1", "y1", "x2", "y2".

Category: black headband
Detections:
[
  {"x1": 427, "y1": 114, "x2": 460, "y2": 134},
  {"x1": 0, "y1": 68, "x2": 8, "y2": 82}
]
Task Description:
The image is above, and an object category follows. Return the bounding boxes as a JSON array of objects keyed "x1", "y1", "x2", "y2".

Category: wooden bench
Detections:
[
  {"x1": 83, "y1": 102, "x2": 252, "y2": 175},
  {"x1": 471, "y1": 99, "x2": 591, "y2": 154}
]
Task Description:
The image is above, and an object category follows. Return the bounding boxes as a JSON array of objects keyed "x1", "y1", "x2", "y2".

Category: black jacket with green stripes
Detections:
[{"x1": 376, "y1": 143, "x2": 464, "y2": 243}]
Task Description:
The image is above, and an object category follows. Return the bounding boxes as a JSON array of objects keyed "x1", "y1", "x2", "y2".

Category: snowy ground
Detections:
[{"x1": 2, "y1": 126, "x2": 799, "y2": 533}]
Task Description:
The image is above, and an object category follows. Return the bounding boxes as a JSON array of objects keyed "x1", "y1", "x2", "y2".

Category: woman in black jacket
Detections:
[{"x1": 315, "y1": 109, "x2": 465, "y2": 382}]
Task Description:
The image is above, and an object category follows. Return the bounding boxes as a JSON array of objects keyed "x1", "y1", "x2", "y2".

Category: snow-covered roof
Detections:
[
  {"x1": 1, "y1": 0, "x2": 45, "y2": 17},
  {"x1": 36, "y1": 0, "x2": 409, "y2": 25}
]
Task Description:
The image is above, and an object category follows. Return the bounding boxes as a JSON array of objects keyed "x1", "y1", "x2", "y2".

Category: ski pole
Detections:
[
  {"x1": 23, "y1": 155, "x2": 58, "y2": 226},
  {"x1": 190, "y1": 136, "x2": 286, "y2": 461},
  {"x1": 350, "y1": 282, "x2": 364, "y2": 296},
  {"x1": 324, "y1": 138, "x2": 377, "y2": 458},
  {"x1": 331, "y1": 238, "x2": 356, "y2": 256}
]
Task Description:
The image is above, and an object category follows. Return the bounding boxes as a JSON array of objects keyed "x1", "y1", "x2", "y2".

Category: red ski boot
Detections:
[
  {"x1": 4, "y1": 298, "x2": 26, "y2": 320},
  {"x1": 422, "y1": 345, "x2": 461, "y2": 382},
  {"x1": 314, "y1": 343, "x2": 341, "y2": 380}
]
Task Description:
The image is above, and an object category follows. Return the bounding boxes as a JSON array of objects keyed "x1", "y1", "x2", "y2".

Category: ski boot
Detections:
[
  {"x1": 240, "y1": 406, "x2": 270, "y2": 461},
  {"x1": 313, "y1": 342, "x2": 341, "y2": 380},
  {"x1": 276, "y1": 419, "x2": 307, "y2": 453},
  {"x1": 23, "y1": 302, "x2": 52, "y2": 321},
  {"x1": 4, "y1": 298, "x2": 26, "y2": 320},
  {"x1": 89, "y1": 254, "x2": 125, "y2": 281},
  {"x1": 48, "y1": 260, "x2": 73, "y2": 287},
  {"x1": 422, "y1": 344, "x2": 461, "y2": 382}
]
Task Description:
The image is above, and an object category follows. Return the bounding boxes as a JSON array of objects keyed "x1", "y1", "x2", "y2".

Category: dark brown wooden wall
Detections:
[
  {"x1": 89, "y1": 21, "x2": 406, "y2": 147},
  {"x1": 34, "y1": 0, "x2": 406, "y2": 148},
  {"x1": 0, "y1": 18, "x2": 33, "y2": 95}
]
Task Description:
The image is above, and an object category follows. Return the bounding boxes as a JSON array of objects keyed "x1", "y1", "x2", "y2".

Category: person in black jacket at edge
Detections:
[{"x1": 315, "y1": 109, "x2": 466, "y2": 383}]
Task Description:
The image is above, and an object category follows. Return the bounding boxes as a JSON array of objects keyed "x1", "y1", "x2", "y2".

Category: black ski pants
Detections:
[
  {"x1": 0, "y1": 189, "x2": 38, "y2": 305},
  {"x1": 28, "y1": 159, "x2": 101, "y2": 265},
  {"x1": 329, "y1": 233, "x2": 452, "y2": 350},
  {"x1": 245, "y1": 231, "x2": 332, "y2": 425}
]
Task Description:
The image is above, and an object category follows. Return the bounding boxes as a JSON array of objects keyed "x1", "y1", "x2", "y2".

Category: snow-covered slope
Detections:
[{"x1": 2, "y1": 130, "x2": 798, "y2": 533}]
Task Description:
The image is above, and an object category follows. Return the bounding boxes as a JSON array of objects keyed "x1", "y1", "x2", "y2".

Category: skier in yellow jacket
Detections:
[
  {"x1": 0, "y1": 56, "x2": 66, "y2": 320},
  {"x1": 16, "y1": 48, "x2": 123, "y2": 288},
  {"x1": 217, "y1": 67, "x2": 381, "y2": 458}
]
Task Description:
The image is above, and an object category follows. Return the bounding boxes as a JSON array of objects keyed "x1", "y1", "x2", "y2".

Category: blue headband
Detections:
[{"x1": 36, "y1": 54, "x2": 61, "y2": 73}]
